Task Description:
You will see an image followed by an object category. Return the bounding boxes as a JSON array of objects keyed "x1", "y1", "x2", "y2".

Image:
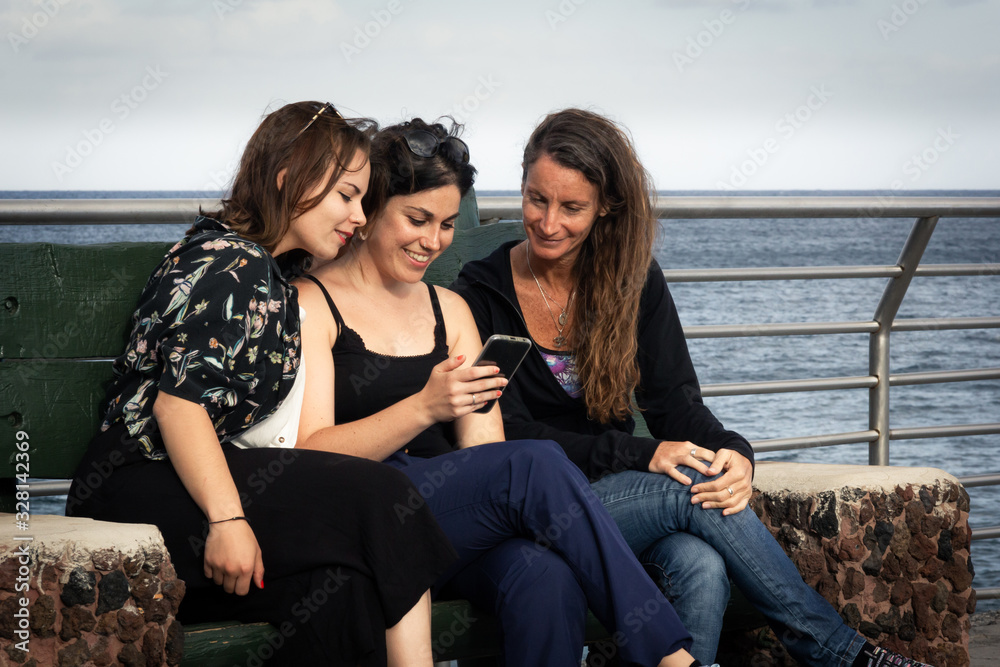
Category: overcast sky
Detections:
[{"x1": 3, "y1": 0, "x2": 998, "y2": 192}]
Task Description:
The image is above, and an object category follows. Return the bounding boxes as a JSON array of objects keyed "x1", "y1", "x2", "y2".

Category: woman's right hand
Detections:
[
  {"x1": 418, "y1": 355, "x2": 508, "y2": 423},
  {"x1": 204, "y1": 519, "x2": 265, "y2": 595}
]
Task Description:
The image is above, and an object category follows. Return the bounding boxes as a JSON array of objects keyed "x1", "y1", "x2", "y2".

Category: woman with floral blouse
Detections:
[{"x1": 67, "y1": 102, "x2": 456, "y2": 667}]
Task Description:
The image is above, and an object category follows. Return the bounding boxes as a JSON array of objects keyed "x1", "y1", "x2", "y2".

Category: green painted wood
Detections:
[
  {"x1": 456, "y1": 187, "x2": 481, "y2": 231},
  {"x1": 0, "y1": 359, "x2": 113, "y2": 479},
  {"x1": 181, "y1": 622, "x2": 277, "y2": 666},
  {"x1": 0, "y1": 242, "x2": 172, "y2": 359},
  {"x1": 179, "y1": 601, "x2": 611, "y2": 665},
  {"x1": 424, "y1": 221, "x2": 525, "y2": 287}
]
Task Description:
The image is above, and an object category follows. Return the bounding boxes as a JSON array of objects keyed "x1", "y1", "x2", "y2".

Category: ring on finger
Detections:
[
  {"x1": 690, "y1": 448, "x2": 697, "y2": 457},
  {"x1": 472, "y1": 393, "x2": 478, "y2": 405},
  {"x1": 727, "y1": 486, "x2": 734, "y2": 496}
]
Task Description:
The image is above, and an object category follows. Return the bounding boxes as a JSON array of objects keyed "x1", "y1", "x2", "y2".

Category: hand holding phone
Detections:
[{"x1": 472, "y1": 335, "x2": 532, "y2": 413}]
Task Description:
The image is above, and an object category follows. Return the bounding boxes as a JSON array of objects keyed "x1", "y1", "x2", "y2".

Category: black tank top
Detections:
[{"x1": 302, "y1": 275, "x2": 455, "y2": 458}]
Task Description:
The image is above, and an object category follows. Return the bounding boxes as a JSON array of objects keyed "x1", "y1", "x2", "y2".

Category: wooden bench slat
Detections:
[
  {"x1": 0, "y1": 359, "x2": 112, "y2": 479},
  {"x1": 0, "y1": 242, "x2": 171, "y2": 360}
]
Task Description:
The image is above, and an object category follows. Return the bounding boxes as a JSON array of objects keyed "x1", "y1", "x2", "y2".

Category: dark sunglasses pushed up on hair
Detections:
[
  {"x1": 294, "y1": 102, "x2": 343, "y2": 140},
  {"x1": 402, "y1": 129, "x2": 470, "y2": 164}
]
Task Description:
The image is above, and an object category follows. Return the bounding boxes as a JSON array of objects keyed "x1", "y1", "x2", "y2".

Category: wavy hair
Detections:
[
  {"x1": 361, "y1": 117, "x2": 477, "y2": 231},
  {"x1": 522, "y1": 109, "x2": 657, "y2": 423},
  {"x1": 202, "y1": 101, "x2": 376, "y2": 257}
]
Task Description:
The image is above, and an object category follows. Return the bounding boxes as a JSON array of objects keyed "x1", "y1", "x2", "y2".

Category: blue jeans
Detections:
[{"x1": 591, "y1": 469, "x2": 866, "y2": 667}]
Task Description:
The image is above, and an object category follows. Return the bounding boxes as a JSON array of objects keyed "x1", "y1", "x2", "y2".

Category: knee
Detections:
[{"x1": 506, "y1": 439, "x2": 572, "y2": 470}]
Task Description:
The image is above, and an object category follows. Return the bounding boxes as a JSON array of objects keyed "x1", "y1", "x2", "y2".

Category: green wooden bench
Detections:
[{"x1": 0, "y1": 197, "x2": 763, "y2": 664}]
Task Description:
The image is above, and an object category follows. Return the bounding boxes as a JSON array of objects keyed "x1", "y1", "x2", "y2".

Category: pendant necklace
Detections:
[{"x1": 525, "y1": 242, "x2": 574, "y2": 347}]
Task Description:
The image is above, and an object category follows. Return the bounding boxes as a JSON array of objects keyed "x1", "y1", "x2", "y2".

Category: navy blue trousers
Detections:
[{"x1": 386, "y1": 440, "x2": 691, "y2": 667}]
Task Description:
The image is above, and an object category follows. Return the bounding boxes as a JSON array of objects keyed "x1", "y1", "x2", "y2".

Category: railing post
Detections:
[{"x1": 869, "y1": 216, "x2": 938, "y2": 465}]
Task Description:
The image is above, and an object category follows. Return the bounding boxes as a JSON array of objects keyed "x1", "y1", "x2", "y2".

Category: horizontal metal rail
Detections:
[
  {"x1": 959, "y1": 473, "x2": 1000, "y2": 488},
  {"x1": 978, "y1": 588, "x2": 1000, "y2": 600},
  {"x1": 972, "y1": 527, "x2": 1000, "y2": 541},
  {"x1": 703, "y1": 376, "x2": 876, "y2": 397},
  {"x1": 891, "y1": 317, "x2": 1000, "y2": 332},
  {"x1": 2, "y1": 196, "x2": 1000, "y2": 225},
  {"x1": 685, "y1": 317, "x2": 1000, "y2": 339},
  {"x1": 890, "y1": 368, "x2": 1000, "y2": 386},
  {"x1": 25, "y1": 480, "x2": 70, "y2": 496},
  {"x1": 685, "y1": 321, "x2": 878, "y2": 338},
  {"x1": 479, "y1": 195, "x2": 1000, "y2": 221},
  {"x1": 703, "y1": 367, "x2": 1000, "y2": 397},
  {"x1": 664, "y1": 263, "x2": 1000, "y2": 282},
  {"x1": 751, "y1": 430, "x2": 879, "y2": 453},
  {"x1": 915, "y1": 263, "x2": 1000, "y2": 277},
  {"x1": 890, "y1": 423, "x2": 1000, "y2": 440},
  {"x1": 663, "y1": 266, "x2": 902, "y2": 282}
]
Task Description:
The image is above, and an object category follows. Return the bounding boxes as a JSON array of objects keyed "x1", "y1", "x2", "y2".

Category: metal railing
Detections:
[{"x1": 3, "y1": 195, "x2": 999, "y2": 600}]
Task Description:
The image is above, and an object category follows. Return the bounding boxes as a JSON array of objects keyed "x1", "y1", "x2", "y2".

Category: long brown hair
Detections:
[
  {"x1": 522, "y1": 109, "x2": 657, "y2": 423},
  {"x1": 203, "y1": 101, "x2": 375, "y2": 255}
]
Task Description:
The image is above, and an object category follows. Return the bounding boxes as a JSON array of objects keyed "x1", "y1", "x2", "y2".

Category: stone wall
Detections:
[
  {"x1": 0, "y1": 515, "x2": 184, "y2": 667},
  {"x1": 716, "y1": 462, "x2": 974, "y2": 667}
]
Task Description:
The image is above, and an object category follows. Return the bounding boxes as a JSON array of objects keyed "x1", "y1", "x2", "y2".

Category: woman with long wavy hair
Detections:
[{"x1": 453, "y1": 108, "x2": 932, "y2": 667}]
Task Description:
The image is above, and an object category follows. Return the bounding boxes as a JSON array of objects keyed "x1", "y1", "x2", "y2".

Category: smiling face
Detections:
[
  {"x1": 364, "y1": 185, "x2": 461, "y2": 283},
  {"x1": 273, "y1": 149, "x2": 370, "y2": 260},
  {"x1": 521, "y1": 152, "x2": 604, "y2": 266}
]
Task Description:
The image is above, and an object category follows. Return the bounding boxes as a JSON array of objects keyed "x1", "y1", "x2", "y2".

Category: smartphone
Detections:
[{"x1": 472, "y1": 334, "x2": 533, "y2": 413}]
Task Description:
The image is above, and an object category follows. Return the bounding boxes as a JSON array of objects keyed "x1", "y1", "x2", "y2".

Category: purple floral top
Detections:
[
  {"x1": 539, "y1": 350, "x2": 583, "y2": 399},
  {"x1": 100, "y1": 217, "x2": 301, "y2": 461}
]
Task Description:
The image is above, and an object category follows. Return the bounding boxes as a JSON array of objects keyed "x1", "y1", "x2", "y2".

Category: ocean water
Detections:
[{"x1": 3, "y1": 190, "x2": 998, "y2": 610}]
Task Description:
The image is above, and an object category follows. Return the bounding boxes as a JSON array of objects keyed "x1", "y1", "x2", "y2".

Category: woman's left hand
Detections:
[{"x1": 690, "y1": 449, "x2": 753, "y2": 515}]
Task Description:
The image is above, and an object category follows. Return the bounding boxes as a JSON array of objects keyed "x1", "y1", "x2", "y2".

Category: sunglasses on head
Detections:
[
  {"x1": 401, "y1": 129, "x2": 470, "y2": 164},
  {"x1": 294, "y1": 102, "x2": 343, "y2": 140}
]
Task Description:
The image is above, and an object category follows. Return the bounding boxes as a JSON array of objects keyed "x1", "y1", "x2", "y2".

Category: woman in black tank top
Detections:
[{"x1": 294, "y1": 120, "x2": 712, "y2": 667}]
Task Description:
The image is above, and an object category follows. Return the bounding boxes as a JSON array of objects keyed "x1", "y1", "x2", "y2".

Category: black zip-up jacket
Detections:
[{"x1": 452, "y1": 240, "x2": 755, "y2": 482}]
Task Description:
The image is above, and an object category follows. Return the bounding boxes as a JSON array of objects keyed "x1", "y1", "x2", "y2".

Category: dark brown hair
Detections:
[
  {"x1": 522, "y1": 108, "x2": 657, "y2": 423},
  {"x1": 203, "y1": 101, "x2": 376, "y2": 255},
  {"x1": 362, "y1": 117, "x2": 477, "y2": 233}
]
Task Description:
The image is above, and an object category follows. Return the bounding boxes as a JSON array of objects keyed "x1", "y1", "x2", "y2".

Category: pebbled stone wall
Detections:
[
  {"x1": 716, "y1": 462, "x2": 974, "y2": 667},
  {"x1": 0, "y1": 515, "x2": 184, "y2": 667}
]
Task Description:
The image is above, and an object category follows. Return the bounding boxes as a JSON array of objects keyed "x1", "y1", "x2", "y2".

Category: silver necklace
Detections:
[{"x1": 525, "y1": 242, "x2": 574, "y2": 347}]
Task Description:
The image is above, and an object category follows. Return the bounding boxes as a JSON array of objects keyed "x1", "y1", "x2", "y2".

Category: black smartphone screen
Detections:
[{"x1": 471, "y1": 334, "x2": 532, "y2": 413}]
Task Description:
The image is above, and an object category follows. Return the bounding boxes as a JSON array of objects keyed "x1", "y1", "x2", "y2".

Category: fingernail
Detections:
[
  {"x1": 496, "y1": 390, "x2": 502, "y2": 397},
  {"x1": 259, "y1": 578, "x2": 264, "y2": 589}
]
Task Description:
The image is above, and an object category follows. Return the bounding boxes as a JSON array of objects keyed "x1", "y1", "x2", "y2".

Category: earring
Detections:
[{"x1": 357, "y1": 228, "x2": 368, "y2": 241}]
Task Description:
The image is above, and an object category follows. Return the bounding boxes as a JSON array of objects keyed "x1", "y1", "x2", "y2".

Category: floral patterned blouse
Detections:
[{"x1": 101, "y1": 216, "x2": 301, "y2": 461}]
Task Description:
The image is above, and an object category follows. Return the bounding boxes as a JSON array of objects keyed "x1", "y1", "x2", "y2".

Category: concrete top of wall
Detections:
[{"x1": 753, "y1": 461, "x2": 960, "y2": 495}]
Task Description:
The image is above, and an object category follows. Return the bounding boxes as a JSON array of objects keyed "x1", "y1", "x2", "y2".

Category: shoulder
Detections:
[
  {"x1": 640, "y1": 257, "x2": 669, "y2": 302},
  {"x1": 433, "y1": 284, "x2": 474, "y2": 318},
  {"x1": 163, "y1": 222, "x2": 274, "y2": 287},
  {"x1": 433, "y1": 284, "x2": 481, "y2": 334},
  {"x1": 292, "y1": 274, "x2": 339, "y2": 340}
]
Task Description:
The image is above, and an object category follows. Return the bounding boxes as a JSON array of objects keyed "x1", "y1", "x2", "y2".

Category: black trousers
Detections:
[{"x1": 68, "y1": 425, "x2": 456, "y2": 666}]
